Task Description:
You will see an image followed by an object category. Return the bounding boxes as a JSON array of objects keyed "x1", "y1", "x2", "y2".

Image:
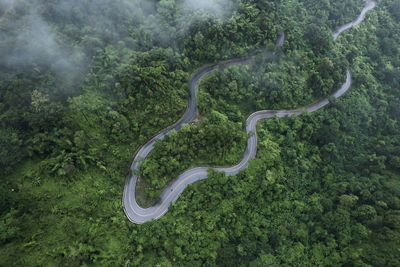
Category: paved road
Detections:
[
  {"x1": 276, "y1": 32, "x2": 285, "y2": 47},
  {"x1": 123, "y1": 0, "x2": 376, "y2": 224},
  {"x1": 333, "y1": 0, "x2": 376, "y2": 41}
]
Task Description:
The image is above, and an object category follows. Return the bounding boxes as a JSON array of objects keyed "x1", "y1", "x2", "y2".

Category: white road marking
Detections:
[{"x1": 122, "y1": 1, "x2": 375, "y2": 223}]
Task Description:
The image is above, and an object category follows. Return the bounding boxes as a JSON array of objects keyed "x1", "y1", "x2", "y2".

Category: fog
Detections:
[
  {"x1": 184, "y1": 0, "x2": 238, "y2": 17},
  {"x1": 0, "y1": 0, "x2": 15, "y2": 12},
  {"x1": 14, "y1": 10, "x2": 83, "y2": 77},
  {"x1": 0, "y1": 0, "x2": 237, "y2": 85},
  {"x1": 0, "y1": 0, "x2": 86, "y2": 84}
]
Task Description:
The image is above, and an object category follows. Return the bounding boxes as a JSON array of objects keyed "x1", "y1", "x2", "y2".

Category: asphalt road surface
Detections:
[{"x1": 123, "y1": 0, "x2": 376, "y2": 224}]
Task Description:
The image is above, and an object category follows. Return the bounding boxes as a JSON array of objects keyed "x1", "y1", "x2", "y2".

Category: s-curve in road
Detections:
[
  {"x1": 123, "y1": 0, "x2": 376, "y2": 224},
  {"x1": 333, "y1": 0, "x2": 376, "y2": 41}
]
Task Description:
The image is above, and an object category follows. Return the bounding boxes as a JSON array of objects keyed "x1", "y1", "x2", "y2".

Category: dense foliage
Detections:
[
  {"x1": 138, "y1": 119, "x2": 246, "y2": 203},
  {"x1": 1, "y1": 0, "x2": 399, "y2": 266}
]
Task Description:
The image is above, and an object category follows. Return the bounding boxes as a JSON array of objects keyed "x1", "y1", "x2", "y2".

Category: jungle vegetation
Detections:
[{"x1": 1, "y1": 0, "x2": 399, "y2": 266}]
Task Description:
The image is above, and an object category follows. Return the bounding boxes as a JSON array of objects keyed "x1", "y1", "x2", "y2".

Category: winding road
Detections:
[{"x1": 123, "y1": 0, "x2": 376, "y2": 224}]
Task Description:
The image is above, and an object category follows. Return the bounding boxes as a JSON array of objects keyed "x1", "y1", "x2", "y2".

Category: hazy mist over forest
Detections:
[
  {"x1": 0, "y1": 0, "x2": 237, "y2": 83},
  {"x1": 1, "y1": 0, "x2": 400, "y2": 266}
]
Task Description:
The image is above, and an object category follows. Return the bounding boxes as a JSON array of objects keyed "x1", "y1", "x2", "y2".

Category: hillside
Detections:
[{"x1": 1, "y1": 0, "x2": 399, "y2": 266}]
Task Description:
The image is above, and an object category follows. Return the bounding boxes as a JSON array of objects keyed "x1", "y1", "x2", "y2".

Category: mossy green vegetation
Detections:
[{"x1": 1, "y1": 0, "x2": 400, "y2": 266}]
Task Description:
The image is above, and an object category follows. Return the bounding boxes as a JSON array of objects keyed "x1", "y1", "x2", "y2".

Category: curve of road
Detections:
[{"x1": 123, "y1": 0, "x2": 376, "y2": 224}]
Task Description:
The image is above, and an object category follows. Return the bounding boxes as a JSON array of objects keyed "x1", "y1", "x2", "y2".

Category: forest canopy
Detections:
[{"x1": 1, "y1": 0, "x2": 400, "y2": 266}]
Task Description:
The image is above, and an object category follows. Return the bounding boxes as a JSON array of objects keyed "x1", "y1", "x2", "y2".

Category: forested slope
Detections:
[{"x1": 1, "y1": 0, "x2": 400, "y2": 266}]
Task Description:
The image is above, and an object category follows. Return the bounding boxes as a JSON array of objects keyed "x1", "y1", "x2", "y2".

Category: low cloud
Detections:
[
  {"x1": 0, "y1": 0, "x2": 15, "y2": 12},
  {"x1": 0, "y1": 1, "x2": 85, "y2": 84},
  {"x1": 0, "y1": 0, "x2": 238, "y2": 85},
  {"x1": 184, "y1": 0, "x2": 238, "y2": 18}
]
